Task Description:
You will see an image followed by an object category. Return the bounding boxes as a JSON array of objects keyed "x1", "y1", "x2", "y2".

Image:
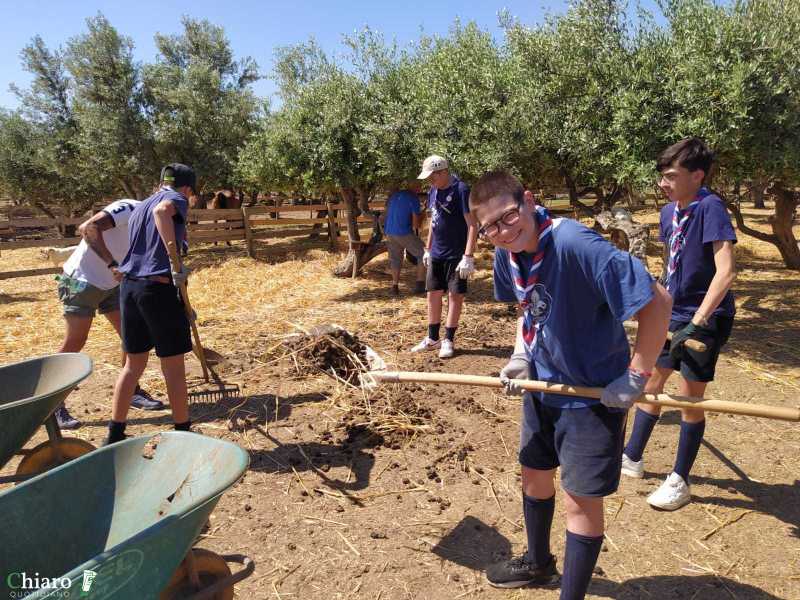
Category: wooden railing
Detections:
[{"x1": 1, "y1": 202, "x2": 385, "y2": 279}]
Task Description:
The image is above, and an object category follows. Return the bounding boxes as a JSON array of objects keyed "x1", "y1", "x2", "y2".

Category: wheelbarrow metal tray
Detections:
[
  {"x1": 0, "y1": 353, "x2": 93, "y2": 469},
  {"x1": 0, "y1": 431, "x2": 249, "y2": 599}
]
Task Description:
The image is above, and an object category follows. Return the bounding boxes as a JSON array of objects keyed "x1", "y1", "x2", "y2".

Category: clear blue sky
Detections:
[{"x1": 0, "y1": 0, "x2": 664, "y2": 110}]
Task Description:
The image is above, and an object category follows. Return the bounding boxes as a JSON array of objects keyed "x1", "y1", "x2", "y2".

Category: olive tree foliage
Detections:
[
  {"x1": 503, "y1": 0, "x2": 634, "y2": 210},
  {"x1": 1, "y1": 36, "x2": 103, "y2": 215},
  {"x1": 660, "y1": 0, "x2": 800, "y2": 268},
  {"x1": 237, "y1": 30, "x2": 416, "y2": 246},
  {"x1": 409, "y1": 22, "x2": 512, "y2": 182},
  {"x1": 66, "y1": 14, "x2": 155, "y2": 200},
  {"x1": 143, "y1": 17, "x2": 261, "y2": 194},
  {"x1": 0, "y1": 14, "x2": 260, "y2": 216}
]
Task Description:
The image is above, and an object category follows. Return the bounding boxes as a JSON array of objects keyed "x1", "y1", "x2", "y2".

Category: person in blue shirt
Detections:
[
  {"x1": 105, "y1": 164, "x2": 196, "y2": 445},
  {"x1": 472, "y1": 171, "x2": 671, "y2": 598},
  {"x1": 410, "y1": 155, "x2": 478, "y2": 358},
  {"x1": 622, "y1": 138, "x2": 737, "y2": 511},
  {"x1": 382, "y1": 182, "x2": 426, "y2": 296}
]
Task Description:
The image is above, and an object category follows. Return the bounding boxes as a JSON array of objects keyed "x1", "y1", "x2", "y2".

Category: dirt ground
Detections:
[{"x1": 1, "y1": 204, "x2": 799, "y2": 599}]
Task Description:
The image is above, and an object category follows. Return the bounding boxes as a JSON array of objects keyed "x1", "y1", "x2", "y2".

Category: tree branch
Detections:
[{"x1": 714, "y1": 188, "x2": 777, "y2": 244}]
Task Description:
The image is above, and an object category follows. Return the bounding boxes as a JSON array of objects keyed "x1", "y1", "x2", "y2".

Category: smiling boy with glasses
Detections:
[{"x1": 471, "y1": 171, "x2": 672, "y2": 599}]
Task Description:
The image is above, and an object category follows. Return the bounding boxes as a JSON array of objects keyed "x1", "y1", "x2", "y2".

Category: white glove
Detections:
[
  {"x1": 456, "y1": 255, "x2": 475, "y2": 279},
  {"x1": 171, "y1": 264, "x2": 191, "y2": 287},
  {"x1": 422, "y1": 249, "x2": 432, "y2": 268},
  {"x1": 499, "y1": 352, "x2": 529, "y2": 395}
]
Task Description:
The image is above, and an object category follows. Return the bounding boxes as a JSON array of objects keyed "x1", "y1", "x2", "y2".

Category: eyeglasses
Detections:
[{"x1": 478, "y1": 201, "x2": 523, "y2": 239}]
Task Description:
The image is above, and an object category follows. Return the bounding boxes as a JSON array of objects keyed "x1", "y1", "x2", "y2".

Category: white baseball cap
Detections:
[{"x1": 417, "y1": 155, "x2": 449, "y2": 179}]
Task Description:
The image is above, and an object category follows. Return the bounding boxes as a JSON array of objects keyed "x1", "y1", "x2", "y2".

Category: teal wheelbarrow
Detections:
[
  {"x1": 0, "y1": 431, "x2": 254, "y2": 599},
  {"x1": 0, "y1": 353, "x2": 95, "y2": 483}
]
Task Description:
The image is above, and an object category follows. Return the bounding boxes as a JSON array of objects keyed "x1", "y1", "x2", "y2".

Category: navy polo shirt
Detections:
[
  {"x1": 659, "y1": 193, "x2": 737, "y2": 322},
  {"x1": 427, "y1": 176, "x2": 470, "y2": 260},
  {"x1": 120, "y1": 187, "x2": 188, "y2": 277},
  {"x1": 494, "y1": 219, "x2": 655, "y2": 408}
]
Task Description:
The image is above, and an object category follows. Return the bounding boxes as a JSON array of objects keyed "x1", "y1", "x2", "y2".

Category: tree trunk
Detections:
[
  {"x1": 770, "y1": 185, "x2": 800, "y2": 269},
  {"x1": 751, "y1": 178, "x2": 766, "y2": 210},
  {"x1": 561, "y1": 170, "x2": 595, "y2": 218},
  {"x1": 719, "y1": 186, "x2": 800, "y2": 270},
  {"x1": 333, "y1": 187, "x2": 387, "y2": 277}
]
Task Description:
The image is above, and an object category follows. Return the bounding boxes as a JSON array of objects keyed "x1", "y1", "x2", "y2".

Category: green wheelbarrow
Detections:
[
  {"x1": 0, "y1": 353, "x2": 96, "y2": 483},
  {"x1": 0, "y1": 431, "x2": 254, "y2": 599}
]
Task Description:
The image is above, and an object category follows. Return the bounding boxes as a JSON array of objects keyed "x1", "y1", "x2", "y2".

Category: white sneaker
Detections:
[
  {"x1": 647, "y1": 472, "x2": 691, "y2": 510},
  {"x1": 410, "y1": 337, "x2": 441, "y2": 352},
  {"x1": 439, "y1": 339, "x2": 454, "y2": 358},
  {"x1": 621, "y1": 453, "x2": 644, "y2": 478}
]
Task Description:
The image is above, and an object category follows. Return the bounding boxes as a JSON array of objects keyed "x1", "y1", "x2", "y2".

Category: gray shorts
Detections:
[
  {"x1": 386, "y1": 234, "x2": 425, "y2": 270},
  {"x1": 57, "y1": 273, "x2": 120, "y2": 318}
]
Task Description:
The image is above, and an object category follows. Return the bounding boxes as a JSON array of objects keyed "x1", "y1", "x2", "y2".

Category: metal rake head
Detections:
[{"x1": 188, "y1": 384, "x2": 242, "y2": 404}]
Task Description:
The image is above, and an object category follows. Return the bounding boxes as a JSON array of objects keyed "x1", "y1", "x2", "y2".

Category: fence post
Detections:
[
  {"x1": 325, "y1": 201, "x2": 338, "y2": 252},
  {"x1": 242, "y1": 206, "x2": 254, "y2": 258}
]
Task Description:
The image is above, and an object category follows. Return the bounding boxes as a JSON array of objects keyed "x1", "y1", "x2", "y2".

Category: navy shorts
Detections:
[
  {"x1": 426, "y1": 258, "x2": 468, "y2": 294},
  {"x1": 120, "y1": 277, "x2": 192, "y2": 358},
  {"x1": 520, "y1": 395, "x2": 627, "y2": 497},
  {"x1": 656, "y1": 315, "x2": 734, "y2": 382}
]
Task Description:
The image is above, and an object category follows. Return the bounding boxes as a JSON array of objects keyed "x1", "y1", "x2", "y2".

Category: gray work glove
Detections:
[
  {"x1": 600, "y1": 368, "x2": 649, "y2": 409},
  {"x1": 171, "y1": 264, "x2": 191, "y2": 287},
  {"x1": 422, "y1": 249, "x2": 432, "y2": 268},
  {"x1": 499, "y1": 352, "x2": 530, "y2": 396}
]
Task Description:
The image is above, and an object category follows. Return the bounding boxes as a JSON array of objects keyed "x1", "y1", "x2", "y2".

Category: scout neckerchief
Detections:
[
  {"x1": 665, "y1": 186, "x2": 711, "y2": 292},
  {"x1": 509, "y1": 205, "x2": 553, "y2": 357}
]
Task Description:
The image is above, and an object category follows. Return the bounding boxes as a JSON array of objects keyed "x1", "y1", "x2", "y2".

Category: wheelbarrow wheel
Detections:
[
  {"x1": 15, "y1": 437, "x2": 95, "y2": 479},
  {"x1": 160, "y1": 548, "x2": 234, "y2": 600}
]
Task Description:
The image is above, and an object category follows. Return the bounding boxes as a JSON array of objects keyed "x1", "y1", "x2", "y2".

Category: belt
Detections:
[{"x1": 124, "y1": 274, "x2": 172, "y2": 284}]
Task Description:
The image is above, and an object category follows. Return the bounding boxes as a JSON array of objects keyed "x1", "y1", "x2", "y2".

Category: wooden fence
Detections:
[{"x1": 0, "y1": 202, "x2": 384, "y2": 280}]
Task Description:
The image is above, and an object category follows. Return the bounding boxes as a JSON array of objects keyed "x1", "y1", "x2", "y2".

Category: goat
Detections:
[{"x1": 39, "y1": 246, "x2": 78, "y2": 267}]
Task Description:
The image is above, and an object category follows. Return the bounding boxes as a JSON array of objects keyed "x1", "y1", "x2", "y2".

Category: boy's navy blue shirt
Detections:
[
  {"x1": 120, "y1": 187, "x2": 188, "y2": 277},
  {"x1": 494, "y1": 219, "x2": 655, "y2": 408},
  {"x1": 384, "y1": 190, "x2": 421, "y2": 236},
  {"x1": 659, "y1": 193, "x2": 737, "y2": 322},
  {"x1": 427, "y1": 175, "x2": 470, "y2": 260}
]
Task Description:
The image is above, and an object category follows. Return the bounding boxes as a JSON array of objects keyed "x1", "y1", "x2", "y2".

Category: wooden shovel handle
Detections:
[
  {"x1": 166, "y1": 241, "x2": 209, "y2": 382},
  {"x1": 666, "y1": 331, "x2": 707, "y2": 353},
  {"x1": 367, "y1": 371, "x2": 800, "y2": 422}
]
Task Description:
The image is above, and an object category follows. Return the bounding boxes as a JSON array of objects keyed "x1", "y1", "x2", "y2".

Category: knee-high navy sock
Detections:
[
  {"x1": 560, "y1": 530, "x2": 603, "y2": 600},
  {"x1": 623, "y1": 408, "x2": 659, "y2": 462},
  {"x1": 673, "y1": 419, "x2": 705, "y2": 483},
  {"x1": 523, "y1": 494, "x2": 555, "y2": 567}
]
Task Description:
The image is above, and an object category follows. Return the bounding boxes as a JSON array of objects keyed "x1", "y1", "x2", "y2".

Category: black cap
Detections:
[{"x1": 160, "y1": 163, "x2": 197, "y2": 194}]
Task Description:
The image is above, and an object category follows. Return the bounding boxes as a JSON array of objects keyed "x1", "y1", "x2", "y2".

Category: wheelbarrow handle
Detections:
[
  {"x1": 367, "y1": 371, "x2": 800, "y2": 422},
  {"x1": 182, "y1": 554, "x2": 255, "y2": 600}
]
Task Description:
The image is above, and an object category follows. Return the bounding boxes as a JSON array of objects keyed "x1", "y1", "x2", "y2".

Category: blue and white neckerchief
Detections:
[
  {"x1": 509, "y1": 205, "x2": 553, "y2": 357},
  {"x1": 665, "y1": 187, "x2": 711, "y2": 292}
]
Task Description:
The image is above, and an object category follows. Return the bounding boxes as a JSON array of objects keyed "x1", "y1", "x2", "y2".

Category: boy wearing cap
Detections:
[
  {"x1": 410, "y1": 155, "x2": 478, "y2": 358},
  {"x1": 105, "y1": 164, "x2": 195, "y2": 445},
  {"x1": 471, "y1": 171, "x2": 671, "y2": 598},
  {"x1": 54, "y1": 199, "x2": 164, "y2": 429},
  {"x1": 383, "y1": 181, "x2": 426, "y2": 296},
  {"x1": 621, "y1": 138, "x2": 737, "y2": 511}
]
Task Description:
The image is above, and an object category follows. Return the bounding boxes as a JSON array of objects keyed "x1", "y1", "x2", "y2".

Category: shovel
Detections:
[{"x1": 365, "y1": 370, "x2": 800, "y2": 422}]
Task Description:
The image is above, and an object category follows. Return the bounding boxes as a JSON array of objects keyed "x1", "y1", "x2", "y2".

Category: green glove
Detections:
[{"x1": 669, "y1": 322, "x2": 698, "y2": 361}]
